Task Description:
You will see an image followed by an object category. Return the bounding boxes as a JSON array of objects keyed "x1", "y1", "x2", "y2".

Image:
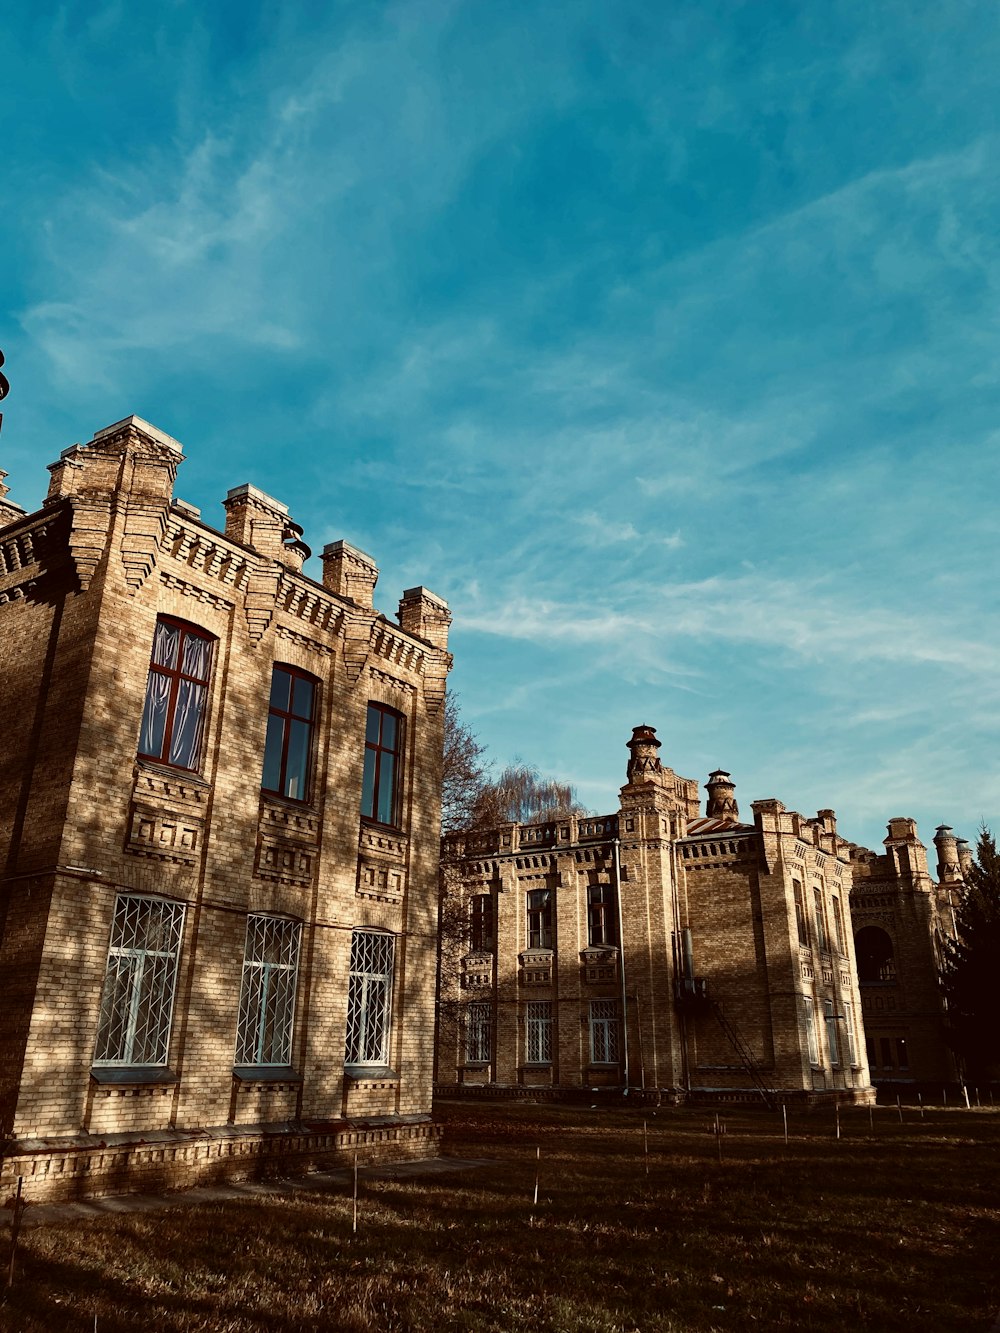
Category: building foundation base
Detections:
[{"x1": 1, "y1": 1116, "x2": 442, "y2": 1205}]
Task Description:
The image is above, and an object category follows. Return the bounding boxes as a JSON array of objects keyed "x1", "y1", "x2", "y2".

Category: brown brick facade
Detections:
[
  {"x1": 0, "y1": 416, "x2": 451, "y2": 1200},
  {"x1": 848, "y1": 820, "x2": 965, "y2": 1091},
  {"x1": 438, "y1": 726, "x2": 877, "y2": 1106}
]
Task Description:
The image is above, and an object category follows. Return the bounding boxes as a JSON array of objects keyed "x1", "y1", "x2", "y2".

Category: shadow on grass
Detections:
[{"x1": 2, "y1": 1104, "x2": 998, "y2": 1332}]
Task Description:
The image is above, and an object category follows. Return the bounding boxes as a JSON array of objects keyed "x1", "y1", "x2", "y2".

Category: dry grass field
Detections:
[{"x1": 1, "y1": 1098, "x2": 998, "y2": 1331}]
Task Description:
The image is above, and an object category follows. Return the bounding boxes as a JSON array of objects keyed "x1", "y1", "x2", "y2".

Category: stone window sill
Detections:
[
  {"x1": 134, "y1": 758, "x2": 212, "y2": 789},
  {"x1": 233, "y1": 1066, "x2": 302, "y2": 1084},
  {"x1": 344, "y1": 1066, "x2": 399, "y2": 1082},
  {"x1": 90, "y1": 1066, "x2": 178, "y2": 1086}
]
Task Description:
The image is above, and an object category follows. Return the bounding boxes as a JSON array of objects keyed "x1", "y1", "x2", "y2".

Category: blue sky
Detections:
[{"x1": 3, "y1": 0, "x2": 999, "y2": 851}]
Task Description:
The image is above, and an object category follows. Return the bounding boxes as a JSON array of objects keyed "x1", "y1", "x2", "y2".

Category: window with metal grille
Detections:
[
  {"x1": 465, "y1": 1002, "x2": 491, "y2": 1063},
  {"x1": 235, "y1": 915, "x2": 302, "y2": 1067},
  {"x1": 93, "y1": 895, "x2": 186, "y2": 1066},
  {"x1": 589, "y1": 999, "x2": 620, "y2": 1064},
  {"x1": 361, "y1": 704, "x2": 404, "y2": 827},
  {"x1": 587, "y1": 883, "x2": 616, "y2": 946},
  {"x1": 823, "y1": 998, "x2": 840, "y2": 1065},
  {"x1": 262, "y1": 666, "x2": 317, "y2": 802},
  {"x1": 525, "y1": 1001, "x2": 552, "y2": 1064},
  {"x1": 801, "y1": 995, "x2": 819, "y2": 1065},
  {"x1": 526, "y1": 888, "x2": 553, "y2": 949},
  {"x1": 138, "y1": 617, "x2": 214, "y2": 771},
  {"x1": 345, "y1": 930, "x2": 395, "y2": 1066}
]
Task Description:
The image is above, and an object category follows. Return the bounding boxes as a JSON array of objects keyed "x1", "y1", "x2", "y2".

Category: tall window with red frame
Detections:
[
  {"x1": 262, "y1": 666, "x2": 317, "y2": 801},
  {"x1": 138, "y1": 618, "x2": 214, "y2": 771},
  {"x1": 361, "y1": 703, "x2": 403, "y2": 826}
]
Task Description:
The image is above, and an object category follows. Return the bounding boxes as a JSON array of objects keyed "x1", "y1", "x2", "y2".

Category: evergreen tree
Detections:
[{"x1": 941, "y1": 826, "x2": 1000, "y2": 1082}]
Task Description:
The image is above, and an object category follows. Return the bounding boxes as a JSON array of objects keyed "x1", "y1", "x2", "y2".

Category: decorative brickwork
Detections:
[
  {"x1": 0, "y1": 416, "x2": 451, "y2": 1201},
  {"x1": 847, "y1": 820, "x2": 964, "y2": 1090},
  {"x1": 438, "y1": 727, "x2": 876, "y2": 1106}
]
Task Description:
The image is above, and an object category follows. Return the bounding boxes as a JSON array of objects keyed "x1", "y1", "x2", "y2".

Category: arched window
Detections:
[
  {"x1": 855, "y1": 926, "x2": 896, "y2": 983},
  {"x1": 262, "y1": 665, "x2": 318, "y2": 802},
  {"x1": 138, "y1": 617, "x2": 215, "y2": 771},
  {"x1": 361, "y1": 704, "x2": 404, "y2": 826}
]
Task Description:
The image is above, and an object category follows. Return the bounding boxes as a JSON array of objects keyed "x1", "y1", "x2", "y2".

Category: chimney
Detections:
[
  {"x1": 0, "y1": 469, "x2": 25, "y2": 527},
  {"x1": 223, "y1": 484, "x2": 299, "y2": 563},
  {"x1": 322, "y1": 540, "x2": 379, "y2": 609},
  {"x1": 397, "y1": 586, "x2": 451, "y2": 649}
]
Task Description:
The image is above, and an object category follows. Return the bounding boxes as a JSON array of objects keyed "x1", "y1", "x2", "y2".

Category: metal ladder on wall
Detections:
[{"x1": 711, "y1": 1002, "x2": 778, "y2": 1110}]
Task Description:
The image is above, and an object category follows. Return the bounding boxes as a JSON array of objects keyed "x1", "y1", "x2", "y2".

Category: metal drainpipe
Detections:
[
  {"x1": 612, "y1": 837, "x2": 630, "y2": 1091},
  {"x1": 669, "y1": 830, "x2": 692, "y2": 1093}
]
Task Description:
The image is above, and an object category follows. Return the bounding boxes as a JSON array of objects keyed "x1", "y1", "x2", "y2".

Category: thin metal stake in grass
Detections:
[
  {"x1": 643, "y1": 1120, "x2": 649, "y2": 1176},
  {"x1": 532, "y1": 1145, "x2": 541, "y2": 1207},
  {"x1": 868, "y1": 1104, "x2": 874, "y2": 1135},
  {"x1": 713, "y1": 1113, "x2": 725, "y2": 1163},
  {"x1": 353, "y1": 1153, "x2": 359, "y2": 1236},
  {"x1": 782, "y1": 1103, "x2": 788, "y2": 1146},
  {"x1": 5, "y1": 1176, "x2": 24, "y2": 1291},
  {"x1": 835, "y1": 1103, "x2": 841, "y2": 1140},
  {"x1": 918, "y1": 1093, "x2": 924, "y2": 1120},
  {"x1": 896, "y1": 1096, "x2": 903, "y2": 1124},
  {"x1": 962, "y1": 1083, "x2": 971, "y2": 1109}
]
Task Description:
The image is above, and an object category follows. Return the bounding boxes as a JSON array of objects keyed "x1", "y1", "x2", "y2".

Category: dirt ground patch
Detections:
[{"x1": 2, "y1": 1099, "x2": 998, "y2": 1331}]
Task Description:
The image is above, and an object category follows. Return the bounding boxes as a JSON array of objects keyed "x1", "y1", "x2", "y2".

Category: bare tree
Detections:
[
  {"x1": 441, "y1": 692, "x2": 490, "y2": 834},
  {"x1": 469, "y1": 761, "x2": 587, "y2": 827}
]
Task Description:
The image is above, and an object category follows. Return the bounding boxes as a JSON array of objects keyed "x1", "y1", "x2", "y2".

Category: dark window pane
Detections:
[
  {"x1": 291, "y1": 674, "x2": 314, "y2": 720},
  {"x1": 285, "y1": 719, "x2": 310, "y2": 800},
  {"x1": 361, "y1": 748, "x2": 377, "y2": 820},
  {"x1": 262, "y1": 713, "x2": 285, "y2": 793},
  {"x1": 376, "y1": 754, "x2": 396, "y2": 824},
  {"x1": 262, "y1": 668, "x2": 317, "y2": 802},
  {"x1": 269, "y1": 668, "x2": 291, "y2": 712},
  {"x1": 380, "y1": 710, "x2": 397, "y2": 750},
  {"x1": 365, "y1": 706, "x2": 381, "y2": 744}
]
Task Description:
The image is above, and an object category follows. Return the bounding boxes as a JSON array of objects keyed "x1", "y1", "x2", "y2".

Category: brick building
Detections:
[
  {"x1": 437, "y1": 725, "x2": 875, "y2": 1106},
  {"x1": 0, "y1": 415, "x2": 451, "y2": 1200},
  {"x1": 848, "y1": 820, "x2": 966, "y2": 1092}
]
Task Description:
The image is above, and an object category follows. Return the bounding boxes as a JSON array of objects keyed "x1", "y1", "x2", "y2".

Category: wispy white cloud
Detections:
[
  {"x1": 456, "y1": 570, "x2": 1000, "y2": 681},
  {"x1": 574, "y1": 512, "x2": 684, "y2": 549}
]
